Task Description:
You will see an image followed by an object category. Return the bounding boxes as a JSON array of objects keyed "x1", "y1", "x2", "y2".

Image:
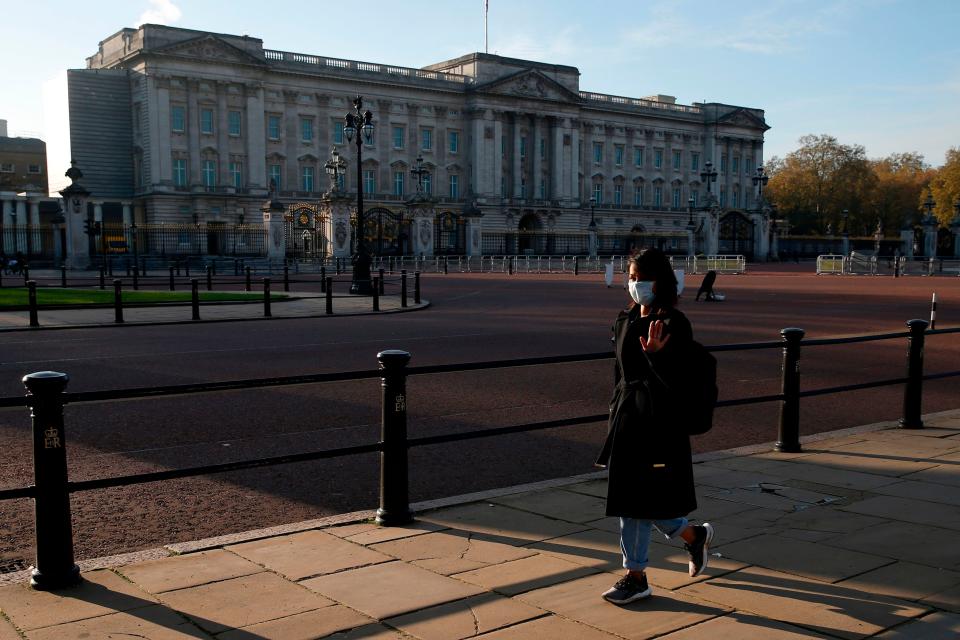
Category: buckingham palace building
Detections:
[{"x1": 66, "y1": 23, "x2": 771, "y2": 263}]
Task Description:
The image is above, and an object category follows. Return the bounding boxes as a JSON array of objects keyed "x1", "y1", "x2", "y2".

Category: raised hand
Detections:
[{"x1": 639, "y1": 319, "x2": 670, "y2": 353}]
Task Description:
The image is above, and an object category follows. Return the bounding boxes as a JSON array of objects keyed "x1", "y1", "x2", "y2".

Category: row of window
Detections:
[
  {"x1": 589, "y1": 182, "x2": 749, "y2": 208},
  {"x1": 588, "y1": 143, "x2": 755, "y2": 175},
  {"x1": 0, "y1": 163, "x2": 42, "y2": 174}
]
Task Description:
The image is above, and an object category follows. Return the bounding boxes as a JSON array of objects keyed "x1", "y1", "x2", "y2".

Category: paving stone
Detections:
[
  {"x1": 0, "y1": 617, "x2": 20, "y2": 640},
  {"x1": 873, "y1": 611, "x2": 960, "y2": 638},
  {"x1": 921, "y1": 582, "x2": 960, "y2": 613},
  {"x1": 159, "y1": 571, "x2": 331, "y2": 634},
  {"x1": 228, "y1": 530, "x2": 392, "y2": 580},
  {"x1": 322, "y1": 623, "x2": 413, "y2": 638},
  {"x1": 687, "y1": 495, "x2": 759, "y2": 521},
  {"x1": 217, "y1": 604, "x2": 373, "y2": 640},
  {"x1": 583, "y1": 517, "x2": 619, "y2": 533},
  {"x1": 771, "y1": 505, "x2": 886, "y2": 535},
  {"x1": 0, "y1": 569, "x2": 158, "y2": 631},
  {"x1": 516, "y1": 572, "x2": 729, "y2": 639},
  {"x1": 25, "y1": 604, "x2": 207, "y2": 640},
  {"x1": 776, "y1": 528, "x2": 843, "y2": 543},
  {"x1": 833, "y1": 437, "x2": 960, "y2": 457},
  {"x1": 700, "y1": 487, "x2": 820, "y2": 512},
  {"x1": 694, "y1": 469, "x2": 790, "y2": 491},
  {"x1": 656, "y1": 611, "x2": 826, "y2": 638},
  {"x1": 871, "y1": 480, "x2": 960, "y2": 506},
  {"x1": 644, "y1": 542, "x2": 749, "y2": 591},
  {"x1": 838, "y1": 561, "x2": 960, "y2": 602},
  {"x1": 419, "y1": 503, "x2": 588, "y2": 545},
  {"x1": 840, "y1": 495, "x2": 960, "y2": 530},
  {"x1": 453, "y1": 553, "x2": 598, "y2": 596},
  {"x1": 900, "y1": 464, "x2": 960, "y2": 487},
  {"x1": 562, "y1": 480, "x2": 607, "y2": 498},
  {"x1": 490, "y1": 489, "x2": 607, "y2": 523},
  {"x1": 825, "y1": 521, "x2": 960, "y2": 569},
  {"x1": 471, "y1": 615, "x2": 620, "y2": 639},
  {"x1": 326, "y1": 522, "x2": 379, "y2": 538},
  {"x1": 716, "y1": 533, "x2": 893, "y2": 583},
  {"x1": 119, "y1": 549, "x2": 263, "y2": 593},
  {"x1": 301, "y1": 561, "x2": 484, "y2": 620},
  {"x1": 797, "y1": 452, "x2": 938, "y2": 478},
  {"x1": 735, "y1": 459, "x2": 898, "y2": 491},
  {"x1": 341, "y1": 521, "x2": 447, "y2": 546},
  {"x1": 527, "y1": 528, "x2": 622, "y2": 572},
  {"x1": 680, "y1": 565, "x2": 928, "y2": 639},
  {"x1": 385, "y1": 592, "x2": 544, "y2": 640},
  {"x1": 370, "y1": 531, "x2": 537, "y2": 575}
]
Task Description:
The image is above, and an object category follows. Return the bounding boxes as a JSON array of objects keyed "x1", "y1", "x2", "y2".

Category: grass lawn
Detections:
[{"x1": 0, "y1": 288, "x2": 288, "y2": 306}]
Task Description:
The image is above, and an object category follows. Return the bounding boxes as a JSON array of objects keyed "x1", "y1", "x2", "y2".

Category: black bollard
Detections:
[
  {"x1": 191, "y1": 279, "x2": 200, "y2": 321},
  {"x1": 372, "y1": 277, "x2": 380, "y2": 311},
  {"x1": 132, "y1": 263, "x2": 139, "y2": 290},
  {"x1": 325, "y1": 277, "x2": 333, "y2": 314},
  {"x1": 61, "y1": 266, "x2": 67, "y2": 288},
  {"x1": 775, "y1": 328, "x2": 805, "y2": 453},
  {"x1": 444, "y1": 257, "x2": 449, "y2": 275},
  {"x1": 169, "y1": 266, "x2": 175, "y2": 291},
  {"x1": 23, "y1": 372, "x2": 81, "y2": 590},
  {"x1": 320, "y1": 266, "x2": 327, "y2": 293},
  {"x1": 376, "y1": 350, "x2": 413, "y2": 526},
  {"x1": 401, "y1": 270, "x2": 408, "y2": 308},
  {"x1": 508, "y1": 257, "x2": 513, "y2": 276},
  {"x1": 900, "y1": 319, "x2": 928, "y2": 429},
  {"x1": 206, "y1": 265, "x2": 212, "y2": 291},
  {"x1": 113, "y1": 279, "x2": 123, "y2": 323},
  {"x1": 414, "y1": 271, "x2": 421, "y2": 304},
  {"x1": 23, "y1": 264, "x2": 30, "y2": 286},
  {"x1": 140, "y1": 258, "x2": 146, "y2": 278},
  {"x1": 27, "y1": 281, "x2": 39, "y2": 328},
  {"x1": 245, "y1": 266, "x2": 251, "y2": 292},
  {"x1": 98, "y1": 266, "x2": 104, "y2": 291},
  {"x1": 283, "y1": 265, "x2": 289, "y2": 292},
  {"x1": 263, "y1": 278, "x2": 272, "y2": 317}
]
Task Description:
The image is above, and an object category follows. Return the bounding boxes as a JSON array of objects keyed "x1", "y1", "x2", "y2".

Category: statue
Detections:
[{"x1": 825, "y1": 222, "x2": 833, "y2": 236}]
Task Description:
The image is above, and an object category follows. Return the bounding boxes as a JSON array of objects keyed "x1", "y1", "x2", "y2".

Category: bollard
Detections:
[
  {"x1": 930, "y1": 292, "x2": 937, "y2": 330},
  {"x1": 283, "y1": 265, "x2": 289, "y2": 292},
  {"x1": 61, "y1": 266, "x2": 67, "y2": 288},
  {"x1": 23, "y1": 371, "x2": 81, "y2": 590},
  {"x1": 245, "y1": 266, "x2": 252, "y2": 292},
  {"x1": 775, "y1": 327, "x2": 805, "y2": 453},
  {"x1": 132, "y1": 264, "x2": 139, "y2": 290},
  {"x1": 444, "y1": 256, "x2": 449, "y2": 275},
  {"x1": 376, "y1": 350, "x2": 413, "y2": 526},
  {"x1": 379, "y1": 268, "x2": 385, "y2": 295},
  {"x1": 191, "y1": 279, "x2": 200, "y2": 321},
  {"x1": 574, "y1": 256, "x2": 579, "y2": 276},
  {"x1": 894, "y1": 258, "x2": 900, "y2": 278},
  {"x1": 98, "y1": 267, "x2": 104, "y2": 291},
  {"x1": 326, "y1": 277, "x2": 333, "y2": 314},
  {"x1": 107, "y1": 257, "x2": 113, "y2": 277},
  {"x1": 185, "y1": 262, "x2": 190, "y2": 279},
  {"x1": 113, "y1": 280, "x2": 123, "y2": 323},
  {"x1": 372, "y1": 277, "x2": 380, "y2": 311},
  {"x1": 23, "y1": 264, "x2": 30, "y2": 285},
  {"x1": 900, "y1": 319, "x2": 928, "y2": 429},
  {"x1": 169, "y1": 266, "x2": 175, "y2": 291},
  {"x1": 140, "y1": 258, "x2": 146, "y2": 278},
  {"x1": 27, "y1": 281, "x2": 40, "y2": 328},
  {"x1": 401, "y1": 270, "x2": 408, "y2": 308},
  {"x1": 320, "y1": 267, "x2": 327, "y2": 293},
  {"x1": 414, "y1": 271, "x2": 421, "y2": 304},
  {"x1": 263, "y1": 278, "x2": 272, "y2": 317},
  {"x1": 508, "y1": 257, "x2": 514, "y2": 276},
  {"x1": 206, "y1": 265, "x2": 212, "y2": 291},
  {"x1": 336, "y1": 257, "x2": 341, "y2": 275}
]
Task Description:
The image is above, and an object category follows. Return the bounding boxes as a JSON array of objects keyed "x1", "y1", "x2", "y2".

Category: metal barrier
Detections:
[
  {"x1": 816, "y1": 255, "x2": 845, "y2": 275},
  {"x1": 692, "y1": 255, "x2": 746, "y2": 274},
  {"x1": 899, "y1": 257, "x2": 960, "y2": 277}
]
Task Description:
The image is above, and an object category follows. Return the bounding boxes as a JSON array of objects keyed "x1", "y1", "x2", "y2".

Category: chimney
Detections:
[{"x1": 0, "y1": 119, "x2": 7, "y2": 137}]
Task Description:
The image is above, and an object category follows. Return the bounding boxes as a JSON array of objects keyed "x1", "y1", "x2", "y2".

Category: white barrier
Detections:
[
  {"x1": 816, "y1": 255, "x2": 845, "y2": 275},
  {"x1": 692, "y1": 255, "x2": 746, "y2": 274}
]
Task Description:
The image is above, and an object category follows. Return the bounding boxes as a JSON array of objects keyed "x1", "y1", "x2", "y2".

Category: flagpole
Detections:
[{"x1": 485, "y1": 0, "x2": 489, "y2": 53}]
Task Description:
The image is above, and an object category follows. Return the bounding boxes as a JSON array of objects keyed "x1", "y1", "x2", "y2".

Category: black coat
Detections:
[{"x1": 595, "y1": 305, "x2": 697, "y2": 520}]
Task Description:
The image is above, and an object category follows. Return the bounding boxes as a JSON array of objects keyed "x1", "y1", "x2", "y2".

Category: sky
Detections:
[{"x1": 2, "y1": 0, "x2": 959, "y2": 193}]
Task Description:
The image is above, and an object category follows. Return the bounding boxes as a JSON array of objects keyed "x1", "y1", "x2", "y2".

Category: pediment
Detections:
[
  {"x1": 155, "y1": 35, "x2": 266, "y2": 66},
  {"x1": 473, "y1": 69, "x2": 579, "y2": 102},
  {"x1": 717, "y1": 108, "x2": 770, "y2": 131}
]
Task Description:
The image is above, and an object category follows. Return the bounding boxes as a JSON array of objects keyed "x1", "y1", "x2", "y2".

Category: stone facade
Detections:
[
  {"x1": 71, "y1": 23, "x2": 772, "y2": 257},
  {"x1": 0, "y1": 136, "x2": 48, "y2": 194}
]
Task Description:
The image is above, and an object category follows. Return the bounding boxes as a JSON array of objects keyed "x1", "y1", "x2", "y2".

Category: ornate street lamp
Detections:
[
  {"x1": 324, "y1": 147, "x2": 346, "y2": 193},
  {"x1": 752, "y1": 166, "x2": 769, "y2": 205},
  {"x1": 343, "y1": 96, "x2": 375, "y2": 295},
  {"x1": 700, "y1": 160, "x2": 718, "y2": 198},
  {"x1": 687, "y1": 196, "x2": 696, "y2": 226},
  {"x1": 922, "y1": 191, "x2": 936, "y2": 224},
  {"x1": 588, "y1": 196, "x2": 597, "y2": 229},
  {"x1": 410, "y1": 155, "x2": 430, "y2": 195}
]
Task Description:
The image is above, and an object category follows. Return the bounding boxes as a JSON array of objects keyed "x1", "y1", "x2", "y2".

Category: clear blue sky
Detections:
[{"x1": 3, "y1": 0, "x2": 959, "y2": 191}]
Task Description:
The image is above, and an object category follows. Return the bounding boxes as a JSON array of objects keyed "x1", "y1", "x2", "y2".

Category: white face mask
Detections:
[{"x1": 628, "y1": 280, "x2": 655, "y2": 306}]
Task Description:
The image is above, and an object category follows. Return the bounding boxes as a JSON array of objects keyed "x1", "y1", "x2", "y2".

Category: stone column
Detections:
[
  {"x1": 588, "y1": 223, "x2": 598, "y2": 257},
  {"x1": 152, "y1": 75, "x2": 173, "y2": 186},
  {"x1": 492, "y1": 113, "x2": 504, "y2": 199},
  {"x1": 923, "y1": 219, "x2": 938, "y2": 258},
  {"x1": 66, "y1": 199, "x2": 90, "y2": 268},
  {"x1": 512, "y1": 114, "x2": 523, "y2": 199},
  {"x1": 532, "y1": 116, "x2": 541, "y2": 201},
  {"x1": 754, "y1": 213, "x2": 770, "y2": 262},
  {"x1": 1, "y1": 196, "x2": 15, "y2": 254},
  {"x1": 122, "y1": 202, "x2": 133, "y2": 254},
  {"x1": 569, "y1": 121, "x2": 580, "y2": 205},
  {"x1": 324, "y1": 195, "x2": 353, "y2": 259},
  {"x1": 246, "y1": 83, "x2": 267, "y2": 193},
  {"x1": 841, "y1": 232, "x2": 850, "y2": 256},
  {"x1": 705, "y1": 210, "x2": 720, "y2": 256},
  {"x1": 217, "y1": 81, "x2": 231, "y2": 189},
  {"x1": 187, "y1": 80, "x2": 201, "y2": 187},
  {"x1": 465, "y1": 214, "x2": 483, "y2": 257},
  {"x1": 900, "y1": 223, "x2": 914, "y2": 258},
  {"x1": 14, "y1": 199, "x2": 27, "y2": 253},
  {"x1": 261, "y1": 200, "x2": 286, "y2": 260},
  {"x1": 469, "y1": 110, "x2": 486, "y2": 197},
  {"x1": 552, "y1": 117, "x2": 564, "y2": 201},
  {"x1": 406, "y1": 199, "x2": 436, "y2": 256}
]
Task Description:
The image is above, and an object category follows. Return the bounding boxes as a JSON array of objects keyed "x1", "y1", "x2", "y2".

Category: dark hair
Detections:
[{"x1": 630, "y1": 247, "x2": 678, "y2": 310}]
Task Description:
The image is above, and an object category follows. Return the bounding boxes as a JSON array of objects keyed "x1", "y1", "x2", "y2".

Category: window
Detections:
[
  {"x1": 230, "y1": 162, "x2": 243, "y2": 188},
  {"x1": 520, "y1": 178, "x2": 526, "y2": 199},
  {"x1": 593, "y1": 182, "x2": 602, "y2": 204},
  {"x1": 449, "y1": 174, "x2": 459, "y2": 199},
  {"x1": 393, "y1": 171, "x2": 404, "y2": 196},
  {"x1": 333, "y1": 122, "x2": 344, "y2": 144},
  {"x1": 614, "y1": 184, "x2": 623, "y2": 206},
  {"x1": 269, "y1": 164, "x2": 282, "y2": 190},
  {"x1": 301, "y1": 118, "x2": 314, "y2": 143},
  {"x1": 593, "y1": 142, "x2": 603, "y2": 164},
  {"x1": 421, "y1": 127, "x2": 433, "y2": 150},
  {"x1": 654, "y1": 148, "x2": 663, "y2": 169},
  {"x1": 200, "y1": 109, "x2": 214, "y2": 135},
  {"x1": 28, "y1": 164, "x2": 41, "y2": 174},
  {"x1": 173, "y1": 158, "x2": 187, "y2": 187},
  {"x1": 171, "y1": 105, "x2": 185, "y2": 132},
  {"x1": 202, "y1": 160, "x2": 216, "y2": 187},
  {"x1": 363, "y1": 169, "x2": 375, "y2": 195},
  {"x1": 423, "y1": 173, "x2": 432, "y2": 195},
  {"x1": 692, "y1": 189, "x2": 699, "y2": 206},
  {"x1": 733, "y1": 156, "x2": 740, "y2": 174},
  {"x1": 634, "y1": 146, "x2": 644, "y2": 167},
  {"x1": 615, "y1": 145, "x2": 624, "y2": 166},
  {"x1": 732, "y1": 187, "x2": 740, "y2": 208},
  {"x1": 268, "y1": 115, "x2": 282, "y2": 140},
  {"x1": 673, "y1": 150, "x2": 681, "y2": 170},
  {"x1": 228, "y1": 111, "x2": 242, "y2": 136},
  {"x1": 673, "y1": 187, "x2": 681, "y2": 208},
  {"x1": 634, "y1": 185, "x2": 643, "y2": 206},
  {"x1": 539, "y1": 179, "x2": 546, "y2": 200},
  {"x1": 719, "y1": 186, "x2": 726, "y2": 207},
  {"x1": 392, "y1": 126, "x2": 405, "y2": 149},
  {"x1": 720, "y1": 156, "x2": 727, "y2": 173},
  {"x1": 448, "y1": 131, "x2": 459, "y2": 153},
  {"x1": 302, "y1": 166, "x2": 314, "y2": 192},
  {"x1": 746, "y1": 157, "x2": 754, "y2": 174},
  {"x1": 654, "y1": 186, "x2": 662, "y2": 207},
  {"x1": 540, "y1": 138, "x2": 546, "y2": 160},
  {"x1": 337, "y1": 174, "x2": 345, "y2": 190},
  {"x1": 691, "y1": 152, "x2": 700, "y2": 171}
]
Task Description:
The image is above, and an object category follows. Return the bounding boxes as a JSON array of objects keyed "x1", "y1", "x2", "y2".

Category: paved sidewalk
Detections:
[{"x1": 2, "y1": 411, "x2": 959, "y2": 639}]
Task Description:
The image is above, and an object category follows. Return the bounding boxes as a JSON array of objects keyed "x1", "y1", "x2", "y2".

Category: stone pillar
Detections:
[
  {"x1": 14, "y1": 199, "x2": 27, "y2": 253},
  {"x1": 841, "y1": 233, "x2": 850, "y2": 256},
  {"x1": 705, "y1": 210, "x2": 720, "y2": 256},
  {"x1": 246, "y1": 83, "x2": 267, "y2": 193},
  {"x1": 512, "y1": 114, "x2": 523, "y2": 199},
  {"x1": 66, "y1": 198, "x2": 90, "y2": 268},
  {"x1": 687, "y1": 227, "x2": 695, "y2": 257},
  {"x1": 532, "y1": 116, "x2": 541, "y2": 201},
  {"x1": 771, "y1": 227, "x2": 780, "y2": 260},
  {"x1": 406, "y1": 199, "x2": 436, "y2": 257},
  {"x1": 152, "y1": 75, "x2": 173, "y2": 187},
  {"x1": 923, "y1": 219, "x2": 938, "y2": 258},
  {"x1": 29, "y1": 198, "x2": 40, "y2": 227},
  {"x1": 569, "y1": 122, "x2": 580, "y2": 205},
  {"x1": 261, "y1": 200, "x2": 286, "y2": 261},
  {"x1": 552, "y1": 118, "x2": 564, "y2": 201},
  {"x1": 1, "y1": 195, "x2": 15, "y2": 254},
  {"x1": 492, "y1": 113, "x2": 504, "y2": 199},
  {"x1": 465, "y1": 214, "x2": 483, "y2": 257},
  {"x1": 900, "y1": 225, "x2": 914, "y2": 258},
  {"x1": 122, "y1": 202, "x2": 133, "y2": 254},
  {"x1": 325, "y1": 196, "x2": 353, "y2": 259},
  {"x1": 187, "y1": 80, "x2": 202, "y2": 187},
  {"x1": 588, "y1": 224, "x2": 598, "y2": 257}
]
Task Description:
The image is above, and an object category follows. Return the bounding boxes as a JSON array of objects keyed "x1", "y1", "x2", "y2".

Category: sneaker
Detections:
[
  {"x1": 601, "y1": 572, "x2": 651, "y2": 605},
  {"x1": 685, "y1": 523, "x2": 715, "y2": 577}
]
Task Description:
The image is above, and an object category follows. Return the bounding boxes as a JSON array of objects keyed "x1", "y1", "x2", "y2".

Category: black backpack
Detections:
[{"x1": 681, "y1": 340, "x2": 718, "y2": 435}]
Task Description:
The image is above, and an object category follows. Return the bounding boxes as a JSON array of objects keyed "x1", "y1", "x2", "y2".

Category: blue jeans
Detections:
[{"x1": 619, "y1": 516, "x2": 689, "y2": 571}]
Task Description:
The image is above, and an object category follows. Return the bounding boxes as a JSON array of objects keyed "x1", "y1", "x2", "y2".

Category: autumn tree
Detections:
[
  {"x1": 869, "y1": 152, "x2": 932, "y2": 235},
  {"x1": 927, "y1": 147, "x2": 960, "y2": 226}
]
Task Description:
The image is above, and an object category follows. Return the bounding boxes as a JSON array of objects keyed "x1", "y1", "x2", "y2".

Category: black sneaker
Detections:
[
  {"x1": 601, "y1": 572, "x2": 651, "y2": 605},
  {"x1": 685, "y1": 523, "x2": 715, "y2": 577}
]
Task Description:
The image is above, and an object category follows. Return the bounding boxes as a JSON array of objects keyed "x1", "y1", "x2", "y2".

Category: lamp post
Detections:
[
  {"x1": 324, "y1": 147, "x2": 346, "y2": 193},
  {"x1": 752, "y1": 166, "x2": 769, "y2": 206},
  {"x1": 700, "y1": 160, "x2": 718, "y2": 200},
  {"x1": 343, "y1": 96, "x2": 375, "y2": 295},
  {"x1": 687, "y1": 196, "x2": 696, "y2": 226},
  {"x1": 588, "y1": 196, "x2": 597, "y2": 228},
  {"x1": 410, "y1": 155, "x2": 429, "y2": 195},
  {"x1": 922, "y1": 191, "x2": 936, "y2": 224}
]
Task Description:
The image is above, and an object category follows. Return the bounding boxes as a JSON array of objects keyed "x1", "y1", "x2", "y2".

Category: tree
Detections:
[
  {"x1": 927, "y1": 147, "x2": 960, "y2": 226},
  {"x1": 869, "y1": 152, "x2": 932, "y2": 234}
]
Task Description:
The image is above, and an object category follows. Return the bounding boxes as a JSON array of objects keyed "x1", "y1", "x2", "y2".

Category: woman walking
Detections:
[{"x1": 596, "y1": 248, "x2": 714, "y2": 605}]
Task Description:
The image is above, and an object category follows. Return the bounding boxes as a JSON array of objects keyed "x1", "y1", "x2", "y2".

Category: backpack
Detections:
[{"x1": 680, "y1": 340, "x2": 718, "y2": 435}]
